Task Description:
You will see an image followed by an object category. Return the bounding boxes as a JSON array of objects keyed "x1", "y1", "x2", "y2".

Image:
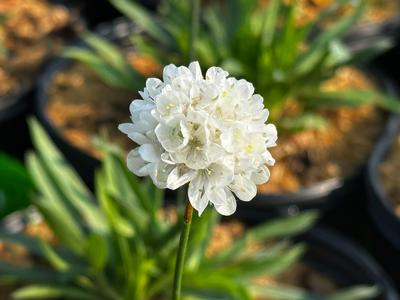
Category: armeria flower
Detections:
[{"x1": 119, "y1": 62, "x2": 277, "y2": 216}]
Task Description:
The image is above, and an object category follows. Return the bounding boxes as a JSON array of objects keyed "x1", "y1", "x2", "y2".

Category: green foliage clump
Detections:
[
  {"x1": 66, "y1": 0, "x2": 399, "y2": 133},
  {"x1": 0, "y1": 119, "x2": 380, "y2": 300}
]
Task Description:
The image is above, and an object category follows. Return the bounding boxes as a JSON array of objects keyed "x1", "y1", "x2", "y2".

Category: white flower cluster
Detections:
[{"x1": 119, "y1": 62, "x2": 277, "y2": 216}]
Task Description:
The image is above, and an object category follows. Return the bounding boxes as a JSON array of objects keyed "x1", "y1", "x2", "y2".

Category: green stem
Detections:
[
  {"x1": 189, "y1": 0, "x2": 201, "y2": 61},
  {"x1": 172, "y1": 200, "x2": 194, "y2": 300}
]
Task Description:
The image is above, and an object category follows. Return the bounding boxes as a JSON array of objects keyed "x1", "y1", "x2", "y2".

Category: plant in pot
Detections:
[
  {"x1": 40, "y1": 0, "x2": 400, "y2": 213},
  {"x1": 0, "y1": 0, "x2": 82, "y2": 158},
  {"x1": 0, "y1": 115, "x2": 393, "y2": 299}
]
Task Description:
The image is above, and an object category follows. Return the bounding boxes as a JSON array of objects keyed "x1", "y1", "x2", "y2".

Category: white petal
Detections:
[
  {"x1": 128, "y1": 132, "x2": 152, "y2": 145},
  {"x1": 161, "y1": 152, "x2": 176, "y2": 164},
  {"x1": 127, "y1": 149, "x2": 148, "y2": 176},
  {"x1": 163, "y1": 64, "x2": 178, "y2": 84},
  {"x1": 251, "y1": 166, "x2": 270, "y2": 185},
  {"x1": 205, "y1": 67, "x2": 228, "y2": 84},
  {"x1": 150, "y1": 162, "x2": 174, "y2": 189},
  {"x1": 207, "y1": 161, "x2": 234, "y2": 187},
  {"x1": 188, "y1": 174, "x2": 208, "y2": 215},
  {"x1": 155, "y1": 120, "x2": 189, "y2": 152},
  {"x1": 118, "y1": 123, "x2": 134, "y2": 135},
  {"x1": 189, "y1": 61, "x2": 203, "y2": 80},
  {"x1": 146, "y1": 78, "x2": 163, "y2": 98},
  {"x1": 263, "y1": 151, "x2": 276, "y2": 166},
  {"x1": 167, "y1": 167, "x2": 197, "y2": 190},
  {"x1": 230, "y1": 174, "x2": 257, "y2": 202},
  {"x1": 138, "y1": 144, "x2": 161, "y2": 163},
  {"x1": 234, "y1": 79, "x2": 254, "y2": 99},
  {"x1": 265, "y1": 124, "x2": 278, "y2": 147},
  {"x1": 213, "y1": 189, "x2": 237, "y2": 216}
]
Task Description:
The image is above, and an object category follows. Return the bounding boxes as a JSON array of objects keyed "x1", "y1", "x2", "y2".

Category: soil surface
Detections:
[
  {"x1": 47, "y1": 54, "x2": 161, "y2": 158},
  {"x1": 264, "y1": 0, "x2": 400, "y2": 25},
  {"x1": 260, "y1": 67, "x2": 385, "y2": 192},
  {"x1": 0, "y1": 0, "x2": 78, "y2": 110},
  {"x1": 379, "y1": 135, "x2": 400, "y2": 217}
]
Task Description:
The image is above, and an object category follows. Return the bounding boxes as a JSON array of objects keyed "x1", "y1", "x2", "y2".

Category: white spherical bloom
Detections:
[{"x1": 119, "y1": 61, "x2": 277, "y2": 216}]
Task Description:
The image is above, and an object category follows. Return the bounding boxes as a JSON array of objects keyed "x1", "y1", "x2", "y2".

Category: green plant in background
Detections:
[
  {"x1": 63, "y1": 32, "x2": 145, "y2": 91},
  {"x1": 66, "y1": 0, "x2": 399, "y2": 132},
  {"x1": 115, "y1": 0, "x2": 400, "y2": 130},
  {"x1": 0, "y1": 119, "x2": 379, "y2": 300}
]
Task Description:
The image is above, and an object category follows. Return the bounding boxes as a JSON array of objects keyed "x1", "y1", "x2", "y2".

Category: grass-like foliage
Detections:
[
  {"x1": 66, "y1": 0, "x2": 399, "y2": 132},
  {"x1": 0, "y1": 120, "x2": 380, "y2": 299},
  {"x1": 63, "y1": 32, "x2": 145, "y2": 91}
]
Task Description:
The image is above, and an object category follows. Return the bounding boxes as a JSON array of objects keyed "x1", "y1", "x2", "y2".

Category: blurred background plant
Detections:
[
  {"x1": 0, "y1": 119, "x2": 380, "y2": 300},
  {"x1": 64, "y1": 0, "x2": 400, "y2": 133}
]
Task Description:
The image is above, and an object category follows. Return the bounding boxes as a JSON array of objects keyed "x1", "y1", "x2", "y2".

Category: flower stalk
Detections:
[
  {"x1": 173, "y1": 0, "x2": 199, "y2": 297},
  {"x1": 172, "y1": 198, "x2": 194, "y2": 300}
]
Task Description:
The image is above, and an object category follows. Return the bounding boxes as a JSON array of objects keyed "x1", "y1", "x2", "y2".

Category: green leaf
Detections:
[
  {"x1": 294, "y1": 1, "x2": 364, "y2": 75},
  {"x1": 12, "y1": 285, "x2": 96, "y2": 300},
  {"x1": 103, "y1": 151, "x2": 148, "y2": 229},
  {"x1": 85, "y1": 233, "x2": 108, "y2": 272},
  {"x1": 280, "y1": 113, "x2": 328, "y2": 132},
  {"x1": 248, "y1": 212, "x2": 319, "y2": 241},
  {"x1": 217, "y1": 244, "x2": 305, "y2": 279},
  {"x1": 303, "y1": 90, "x2": 400, "y2": 113},
  {"x1": 109, "y1": 0, "x2": 170, "y2": 45},
  {"x1": 251, "y1": 284, "x2": 320, "y2": 300},
  {"x1": 327, "y1": 285, "x2": 380, "y2": 300},
  {"x1": 83, "y1": 32, "x2": 128, "y2": 71},
  {"x1": 28, "y1": 118, "x2": 109, "y2": 235},
  {"x1": 251, "y1": 284, "x2": 379, "y2": 300},
  {"x1": 96, "y1": 171, "x2": 134, "y2": 238},
  {"x1": 63, "y1": 47, "x2": 138, "y2": 91},
  {"x1": 0, "y1": 153, "x2": 33, "y2": 217},
  {"x1": 261, "y1": 0, "x2": 280, "y2": 47},
  {"x1": 26, "y1": 153, "x2": 85, "y2": 254},
  {"x1": 209, "y1": 212, "x2": 318, "y2": 265},
  {"x1": 184, "y1": 273, "x2": 252, "y2": 300},
  {"x1": 0, "y1": 263, "x2": 72, "y2": 284},
  {"x1": 39, "y1": 240, "x2": 70, "y2": 272}
]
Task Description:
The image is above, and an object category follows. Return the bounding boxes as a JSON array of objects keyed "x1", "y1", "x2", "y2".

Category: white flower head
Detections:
[{"x1": 119, "y1": 62, "x2": 277, "y2": 216}]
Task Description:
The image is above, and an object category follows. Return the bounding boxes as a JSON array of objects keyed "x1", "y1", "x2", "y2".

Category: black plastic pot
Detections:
[
  {"x1": 67, "y1": 0, "x2": 157, "y2": 28},
  {"x1": 344, "y1": 15, "x2": 400, "y2": 53},
  {"x1": 0, "y1": 0, "x2": 83, "y2": 160},
  {"x1": 36, "y1": 58, "x2": 100, "y2": 188},
  {"x1": 366, "y1": 112, "x2": 400, "y2": 283},
  {"x1": 36, "y1": 18, "x2": 137, "y2": 188},
  {"x1": 0, "y1": 89, "x2": 32, "y2": 160},
  {"x1": 2, "y1": 210, "x2": 398, "y2": 299},
  {"x1": 366, "y1": 114, "x2": 400, "y2": 248},
  {"x1": 301, "y1": 226, "x2": 399, "y2": 300}
]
